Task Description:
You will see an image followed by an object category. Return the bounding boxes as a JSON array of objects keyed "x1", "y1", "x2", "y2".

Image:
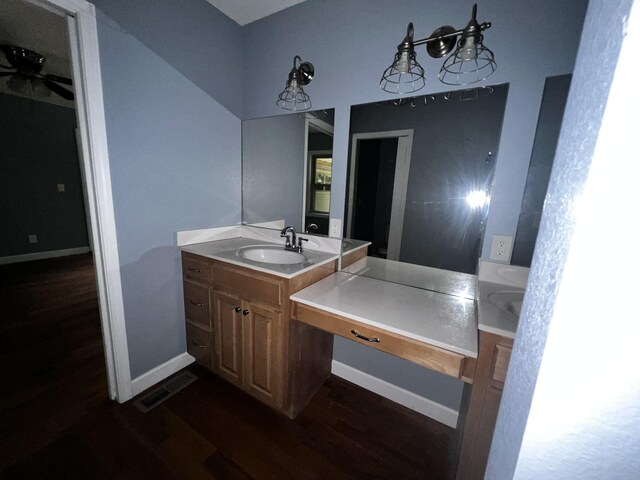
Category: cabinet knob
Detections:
[
  {"x1": 243, "y1": 309, "x2": 250, "y2": 316},
  {"x1": 191, "y1": 341, "x2": 206, "y2": 349},
  {"x1": 234, "y1": 306, "x2": 242, "y2": 312},
  {"x1": 190, "y1": 300, "x2": 204, "y2": 307}
]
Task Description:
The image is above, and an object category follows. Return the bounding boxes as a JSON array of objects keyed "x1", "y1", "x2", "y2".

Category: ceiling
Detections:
[
  {"x1": 205, "y1": 0, "x2": 307, "y2": 26},
  {"x1": 0, "y1": 0, "x2": 73, "y2": 106}
]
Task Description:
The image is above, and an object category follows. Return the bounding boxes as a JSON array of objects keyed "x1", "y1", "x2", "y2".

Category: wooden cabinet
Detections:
[
  {"x1": 181, "y1": 251, "x2": 337, "y2": 417},
  {"x1": 457, "y1": 331, "x2": 513, "y2": 480}
]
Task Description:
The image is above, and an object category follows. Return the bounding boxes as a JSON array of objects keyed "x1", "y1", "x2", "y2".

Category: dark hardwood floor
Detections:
[{"x1": 0, "y1": 253, "x2": 457, "y2": 479}]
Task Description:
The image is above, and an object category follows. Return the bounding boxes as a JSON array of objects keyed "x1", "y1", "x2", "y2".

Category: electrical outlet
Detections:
[
  {"x1": 490, "y1": 235, "x2": 513, "y2": 262},
  {"x1": 329, "y1": 218, "x2": 342, "y2": 238},
  {"x1": 57, "y1": 183, "x2": 65, "y2": 192},
  {"x1": 28, "y1": 234, "x2": 38, "y2": 244}
]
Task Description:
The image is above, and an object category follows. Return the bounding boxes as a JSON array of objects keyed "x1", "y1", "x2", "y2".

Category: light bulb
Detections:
[
  {"x1": 459, "y1": 36, "x2": 477, "y2": 60},
  {"x1": 395, "y1": 51, "x2": 411, "y2": 73}
]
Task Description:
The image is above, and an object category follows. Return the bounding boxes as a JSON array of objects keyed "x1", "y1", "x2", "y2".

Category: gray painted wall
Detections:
[
  {"x1": 0, "y1": 93, "x2": 88, "y2": 257},
  {"x1": 95, "y1": 9, "x2": 241, "y2": 378},
  {"x1": 487, "y1": 0, "x2": 637, "y2": 478},
  {"x1": 512, "y1": 75, "x2": 572, "y2": 267},
  {"x1": 91, "y1": 0, "x2": 243, "y2": 118},
  {"x1": 242, "y1": 114, "x2": 305, "y2": 230}
]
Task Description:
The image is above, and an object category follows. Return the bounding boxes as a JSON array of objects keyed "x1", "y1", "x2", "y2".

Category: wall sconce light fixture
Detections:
[
  {"x1": 380, "y1": 4, "x2": 496, "y2": 94},
  {"x1": 276, "y1": 55, "x2": 314, "y2": 111}
]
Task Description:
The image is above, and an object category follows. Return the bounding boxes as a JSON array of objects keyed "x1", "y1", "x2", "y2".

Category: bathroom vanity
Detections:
[
  {"x1": 179, "y1": 229, "x2": 524, "y2": 479},
  {"x1": 181, "y1": 235, "x2": 338, "y2": 417}
]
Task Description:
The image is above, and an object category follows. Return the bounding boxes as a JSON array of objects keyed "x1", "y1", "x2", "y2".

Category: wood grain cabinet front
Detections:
[
  {"x1": 181, "y1": 250, "x2": 337, "y2": 417},
  {"x1": 457, "y1": 331, "x2": 514, "y2": 480}
]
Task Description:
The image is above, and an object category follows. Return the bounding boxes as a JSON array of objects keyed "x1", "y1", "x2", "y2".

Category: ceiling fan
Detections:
[{"x1": 0, "y1": 44, "x2": 74, "y2": 100}]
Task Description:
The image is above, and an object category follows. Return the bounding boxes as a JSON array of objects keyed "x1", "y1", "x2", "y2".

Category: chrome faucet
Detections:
[
  {"x1": 305, "y1": 223, "x2": 318, "y2": 234},
  {"x1": 280, "y1": 226, "x2": 308, "y2": 253}
]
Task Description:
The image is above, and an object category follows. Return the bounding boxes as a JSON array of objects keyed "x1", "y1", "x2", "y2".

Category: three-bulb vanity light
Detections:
[{"x1": 380, "y1": 3, "x2": 496, "y2": 94}]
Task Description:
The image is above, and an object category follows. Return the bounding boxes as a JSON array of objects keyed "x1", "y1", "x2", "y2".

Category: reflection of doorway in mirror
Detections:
[{"x1": 347, "y1": 130, "x2": 413, "y2": 260}]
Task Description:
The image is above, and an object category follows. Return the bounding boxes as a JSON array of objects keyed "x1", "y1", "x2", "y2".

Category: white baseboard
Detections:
[
  {"x1": 131, "y1": 352, "x2": 195, "y2": 397},
  {"x1": 0, "y1": 247, "x2": 91, "y2": 265},
  {"x1": 331, "y1": 360, "x2": 459, "y2": 428}
]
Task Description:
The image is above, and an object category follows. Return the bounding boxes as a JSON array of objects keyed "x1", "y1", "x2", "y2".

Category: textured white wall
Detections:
[{"x1": 488, "y1": 0, "x2": 640, "y2": 478}]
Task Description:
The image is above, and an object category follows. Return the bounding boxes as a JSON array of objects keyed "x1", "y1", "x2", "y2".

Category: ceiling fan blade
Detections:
[
  {"x1": 44, "y1": 73, "x2": 72, "y2": 85},
  {"x1": 43, "y1": 78, "x2": 74, "y2": 100},
  {"x1": 1, "y1": 64, "x2": 14, "y2": 69}
]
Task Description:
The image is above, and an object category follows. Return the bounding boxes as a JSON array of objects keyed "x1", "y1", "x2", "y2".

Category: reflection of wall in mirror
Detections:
[
  {"x1": 242, "y1": 114, "x2": 306, "y2": 230},
  {"x1": 512, "y1": 74, "x2": 572, "y2": 267},
  {"x1": 348, "y1": 84, "x2": 509, "y2": 274}
]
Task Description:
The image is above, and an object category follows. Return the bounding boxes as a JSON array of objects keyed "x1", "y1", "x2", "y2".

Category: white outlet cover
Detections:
[
  {"x1": 57, "y1": 183, "x2": 65, "y2": 192},
  {"x1": 490, "y1": 234, "x2": 513, "y2": 262},
  {"x1": 329, "y1": 218, "x2": 342, "y2": 238}
]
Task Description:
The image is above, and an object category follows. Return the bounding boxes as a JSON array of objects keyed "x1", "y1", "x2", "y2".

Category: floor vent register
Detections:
[{"x1": 133, "y1": 370, "x2": 197, "y2": 413}]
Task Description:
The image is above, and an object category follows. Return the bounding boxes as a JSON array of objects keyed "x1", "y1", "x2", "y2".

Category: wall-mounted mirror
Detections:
[
  {"x1": 242, "y1": 109, "x2": 334, "y2": 234},
  {"x1": 345, "y1": 84, "x2": 509, "y2": 275},
  {"x1": 512, "y1": 74, "x2": 571, "y2": 267}
]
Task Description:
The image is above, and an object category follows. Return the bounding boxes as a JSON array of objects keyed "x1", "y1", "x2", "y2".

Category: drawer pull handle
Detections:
[
  {"x1": 235, "y1": 306, "x2": 242, "y2": 312},
  {"x1": 190, "y1": 300, "x2": 204, "y2": 307},
  {"x1": 188, "y1": 267, "x2": 202, "y2": 273},
  {"x1": 351, "y1": 329, "x2": 380, "y2": 343},
  {"x1": 243, "y1": 309, "x2": 250, "y2": 316},
  {"x1": 191, "y1": 341, "x2": 206, "y2": 349}
]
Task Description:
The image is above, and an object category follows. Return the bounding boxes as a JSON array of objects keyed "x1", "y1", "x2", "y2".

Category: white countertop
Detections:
[
  {"x1": 476, "y1": 281, "x2": 522, "y2": 339},
  {"x1": 181, "y1": 237, "x2": 338, "y2": 279},
  {"x1": 290, "y1": 271, "x2": 478, "y2": 358},
  {"x1": 476, "y1": 261, "x2": 529, "y2": 339}
]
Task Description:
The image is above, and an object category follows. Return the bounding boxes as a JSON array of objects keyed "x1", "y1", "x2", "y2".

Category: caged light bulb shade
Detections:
[
  {"x1": 380, "y1": 22, "x2": 427, "y2": 94},
  {"x1": 439, "y1": 35, "x2": 496, "y2": 85},
  {"x1": 277, "y1": 79, "x2": 311, "y2": 111},
  {"x1": 276, "y1": 56, "x2": 314, "y2": 111}
]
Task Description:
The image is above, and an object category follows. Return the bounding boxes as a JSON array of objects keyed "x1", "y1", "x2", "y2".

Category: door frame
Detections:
[
  {"x1": 27, "y1": 0, "x2": 132, "y2": 402},
  {"x1": 347, "y1": 129, "x2": 414, "y2": 260}
]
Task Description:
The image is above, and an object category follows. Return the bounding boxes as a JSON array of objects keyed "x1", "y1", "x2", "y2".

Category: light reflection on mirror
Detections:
[{"x1": 345, "y1": 84, "x2": 509, "y2": 275}]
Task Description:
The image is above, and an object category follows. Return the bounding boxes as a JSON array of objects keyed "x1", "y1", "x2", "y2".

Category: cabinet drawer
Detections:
[
  {"x1": 293, "y1": 302, "x2": 465, "y2": 379},
  {"x1": 186, "y1": 322, "x2": 213, "y2": 369},
  {"x1": 182, "y1": 255, "x2": 211, "y2": 283},
  {"x1": 490, "y1": 344, "x2": 512, "y2": 385},
  {"x1": 212, "y1": 264, "x2": 282, "y2": 307},
  {"x1": 183, "y1": 281, "x2": 211, "y2": 328}
]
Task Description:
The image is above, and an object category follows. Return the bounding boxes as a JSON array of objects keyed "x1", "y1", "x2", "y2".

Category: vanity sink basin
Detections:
[
  {"x1": 236, "y1": 246, "x2": 307, "y2": 265},
  {"x1": 487, "y1": 291, "x2": 523, "y2": 317}
]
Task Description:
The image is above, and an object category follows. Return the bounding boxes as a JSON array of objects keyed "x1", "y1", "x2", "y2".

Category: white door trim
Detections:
[
  {"x1": 27, "y1": 0, "x2": 133, "y2": 402},
  {"x1": 347, "y1": 130, "x2": 414, "y2": 260}
]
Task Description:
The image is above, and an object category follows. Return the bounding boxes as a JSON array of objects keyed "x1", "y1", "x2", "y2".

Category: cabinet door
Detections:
[
  {"x1": 212, "y1": 291, "x2": 243, "y2": 383},
  {"x1": 242, "y1": 302, "x2": 283, "y2": 407}
]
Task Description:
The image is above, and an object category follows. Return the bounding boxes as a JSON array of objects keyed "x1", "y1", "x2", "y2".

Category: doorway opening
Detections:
[{"x1": 346, "y1": 130, "x2": 413, "y2": 260}]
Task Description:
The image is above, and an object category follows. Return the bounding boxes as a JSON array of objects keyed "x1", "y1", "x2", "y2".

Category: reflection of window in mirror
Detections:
[{"x1": 308, "y1": 153, "x2": 332, "y2": 214}]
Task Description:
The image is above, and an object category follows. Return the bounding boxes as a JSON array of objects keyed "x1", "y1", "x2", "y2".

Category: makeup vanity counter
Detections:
[{"x1": 290, "y1": 259, "x2": 479, "y2": 382}]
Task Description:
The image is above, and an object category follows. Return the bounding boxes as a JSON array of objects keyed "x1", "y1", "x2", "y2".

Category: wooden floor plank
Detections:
[{"x1": 0, "y1": 253, "x2": 457, "y2": 479}]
